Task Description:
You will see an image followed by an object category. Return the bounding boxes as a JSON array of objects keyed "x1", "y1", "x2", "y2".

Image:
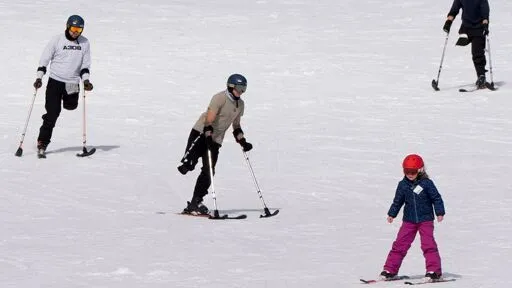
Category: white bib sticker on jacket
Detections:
[{"x1": 413, "y1": 185, "x2": 423, "y2": 195}]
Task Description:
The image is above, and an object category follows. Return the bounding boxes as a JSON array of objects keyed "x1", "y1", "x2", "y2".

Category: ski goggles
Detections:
[
  {"x1": 403, "y1": 168, "x2": 419, "y2": 175},
  {"x1": 233, "y1": 84, "x2": 247, "y2": 93},
  {"x1": 69, "y1": 26, "x2": 83, "y2": 33}
]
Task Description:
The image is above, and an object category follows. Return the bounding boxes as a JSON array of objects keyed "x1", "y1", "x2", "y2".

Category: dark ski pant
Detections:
[
  {"x1": 182, "y1": 129, "x2": 221, "y2": 204},
  {"x1": 383, "y1": 221, "x2": 442, "y2": 275},
  {"x1": 38, "y1": 78, "x2": 79, "y2": 146},
  {"x1": 459, "y1": 26, "x2": 487, "y2": 77}
]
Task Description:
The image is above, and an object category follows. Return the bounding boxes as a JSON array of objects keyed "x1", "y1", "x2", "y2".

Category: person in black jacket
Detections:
[
  {"x1": 442, "y1": 0, "x2": 490, "y2": 88},
  {"x1": 379, "y1": 154, "x2": 445, "y2": 282}
]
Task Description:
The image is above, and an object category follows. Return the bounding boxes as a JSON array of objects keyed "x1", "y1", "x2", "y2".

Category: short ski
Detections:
[
  {"x1": 404, "y1": 279, "x2": 456, "y2": 285},
  {"x1": 459, "y1": 82, "x2": 497, "y2": 92},
  {"x1": 360, "y1": 276, "x2": 409, "y2": 284},
  {"x1": 177, "y1": 212, "x2": 210, "y2": 218},
  {"x1": 177, "y1": 212, "x2": 247, "y2": 220},
  {"x1": 209, "y1": 209, "x2": 247, "y2": 220},
  {"x1": 210, "y1": 213, "x2": 247, "y2": 220}
]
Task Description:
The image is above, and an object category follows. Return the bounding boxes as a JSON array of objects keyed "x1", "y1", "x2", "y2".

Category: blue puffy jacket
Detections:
[{"x1": 387, "y1": 177, "x2": 445, "y2": 223}]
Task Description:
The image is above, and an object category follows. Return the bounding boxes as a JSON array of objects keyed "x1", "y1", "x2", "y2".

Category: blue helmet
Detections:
[
  {"x1": 227, "y1": 74, "x2": 247, "y2": 93},
  {"x1": 67, "y1": 15, "x2": 85, "y2": 29}
]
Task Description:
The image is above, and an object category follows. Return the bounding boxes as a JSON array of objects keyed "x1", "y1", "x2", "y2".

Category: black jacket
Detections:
[{"x1": 448, "y1": 0, "x2": 490, "y2": 28}]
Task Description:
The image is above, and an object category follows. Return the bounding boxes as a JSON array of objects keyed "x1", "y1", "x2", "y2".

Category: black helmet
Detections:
[
  {"x1": 67, "y1": 15, "x2": 85, "y2": 29},
  {"x1": 226, "y1": 74, "x2": 247, "y2": 93}
]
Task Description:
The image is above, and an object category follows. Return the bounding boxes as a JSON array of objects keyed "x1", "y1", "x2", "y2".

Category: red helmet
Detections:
[{"x1": 402, "y1": 154, "x2": 424, "y2": 170}]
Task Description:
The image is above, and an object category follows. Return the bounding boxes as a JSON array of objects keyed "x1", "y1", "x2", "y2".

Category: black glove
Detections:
[
  {"x1": 33, "y1": 78, "x2": 42, "y2": 89},
  {"x1": 443, "y1": 19, "x2": 453, "y2": 33},
  {"x1": 238, "y1": 138, "x2": 253, "y2": 152},
  {"x1": 483, "y1": 23, "x2": 489, "y2": 36},
  {"x1": 203, "y1": 125, "x2": 214, "y2": 149},
  {"x1": 83, "y1": 80, "x2": 93, "y2": 91}
]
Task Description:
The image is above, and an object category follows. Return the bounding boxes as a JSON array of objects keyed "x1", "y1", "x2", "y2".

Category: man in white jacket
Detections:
[{"x1": 33, "y1": 15, "x2": 93, "y2": 154}]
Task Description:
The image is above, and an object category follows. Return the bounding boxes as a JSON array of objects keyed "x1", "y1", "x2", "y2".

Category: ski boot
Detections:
[
  {"x1": 37, "y1": 141, "x2": 47, "y2": 159},
  {"x1": 424, "y1": 271, "x2": 442, "y2": 282},
  {"x1": 379, "y1": 270, "x2": 397, "y2": 281},
  {"x1": 182, "y1": 200, "x2": 209, "y2": 216},
  {"x1": 476, "y1": 75, "x2": 486, "y2": 89}
]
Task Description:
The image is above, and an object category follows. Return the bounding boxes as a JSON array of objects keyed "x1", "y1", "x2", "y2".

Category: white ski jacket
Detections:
[{"x1": 37, "y1": 33, "x2": 91, "y2": 84}]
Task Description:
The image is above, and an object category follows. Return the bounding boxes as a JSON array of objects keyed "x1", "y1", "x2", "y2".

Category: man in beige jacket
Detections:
[{"x1": 178, "y1": 74, "x2": 253, "y2": 215}]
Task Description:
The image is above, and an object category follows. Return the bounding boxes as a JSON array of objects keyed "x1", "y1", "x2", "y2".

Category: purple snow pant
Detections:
[{"x1": 383, "y1": 221, "x2": 442, "y2": 275}]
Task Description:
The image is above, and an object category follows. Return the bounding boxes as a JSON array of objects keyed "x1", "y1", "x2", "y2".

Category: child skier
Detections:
[{"x1": 380, "y1": 154, "x2": 446, "y2": 282}]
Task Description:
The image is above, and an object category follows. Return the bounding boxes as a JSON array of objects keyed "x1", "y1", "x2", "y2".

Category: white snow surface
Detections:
[{"x1": 1, "y1": 1, "x2": 512, "y2": 287}]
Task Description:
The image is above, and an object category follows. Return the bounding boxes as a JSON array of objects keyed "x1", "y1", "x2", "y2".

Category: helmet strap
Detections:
[{"x1": 226, "y1": 88, "x2": 240, "y2": 108}]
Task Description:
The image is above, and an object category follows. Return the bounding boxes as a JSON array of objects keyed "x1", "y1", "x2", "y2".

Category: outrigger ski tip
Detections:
[
  {"x1": 431, "y1": 79, "x2": 440, "y2": 91},
  {"x1": 260, "y1": 208, "x2": 279, "y2": 218},
  {"x1": 77, "y1": 147, "x2": 96, "y2": 157}
]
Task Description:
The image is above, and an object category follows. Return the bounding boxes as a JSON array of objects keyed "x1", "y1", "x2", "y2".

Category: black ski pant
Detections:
[
  {"x1": 460, "y1": 26, "x2": 487, "y2": 77},
  {"x1": 38, "y1": 78, "x2": 79, "y2": 145},
  {"x1": 182, "y1": 129, "x2": 221, "y2": 204}
]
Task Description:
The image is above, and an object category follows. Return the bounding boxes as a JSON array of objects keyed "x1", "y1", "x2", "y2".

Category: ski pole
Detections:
[
  {"x1": 486, "y1": 36, "x2": 495, "y2": 88},
  {"x1": 77, "y1": 89, "x2": 96, "y2": 157},
  {"x1": 15, "y1": 89, "x2": 38, "y2": 157},
  {"x1": 242, "y1": 151, "x2": 279, "y2": 218},
  {"x1": 432, "y1": 32, "x2": 450, "y2": 91}
]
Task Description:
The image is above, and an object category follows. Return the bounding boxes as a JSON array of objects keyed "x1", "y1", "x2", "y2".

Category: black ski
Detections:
[
  {"x1": 360, "y1": 275, "x2": 409, "y2": 284},
  {"x1": 404, "y1": 278, "x2": 456, "y2": 285},
  {"x1": 210, "y1": 213, "x2": 247, "y2": 220},
  {"x1": 459, "y1": 82, "x2": 497, "y2": 92},
  {"x1": 176, "y1": 212, "x2": 247, "y2": 220},
  {"x1": 459, "y1": 87, "x2": 479, "y2": 92},
  {"x1": 176, "y1": 212, "x2": 209, "y2": 218},
  {"x1": 209, "y1": 210, "x2": 247, "y2": 220},
  {"x1": 77, "y1": 147, "x2": 96, "y2": 157}
]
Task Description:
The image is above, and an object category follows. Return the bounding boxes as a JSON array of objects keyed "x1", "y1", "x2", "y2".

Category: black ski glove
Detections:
[
  {"x1": 204, "y1": 125, "x2": 214, "y2": 148},
  {"x1": 238, "y1": 138, "x2": 253, "y2": 152},
  {"x1": 83, "y1": 80, "x2": 93, "y2": 91},
  {"x1": 483, "y1": 23, "x2": 489, "y2": 36},
  {"x1": 443, "y1": 19, "x2": 453, "y2": 33},
  {"x1": 33, "y1": 78, "x2": 42, "y2": 89}
]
